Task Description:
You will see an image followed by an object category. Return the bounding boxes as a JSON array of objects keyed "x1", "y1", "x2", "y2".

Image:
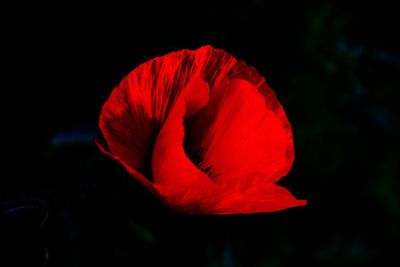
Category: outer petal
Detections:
[
  {"x1": 185, "y1": 79, "x2": 294, "y2": 184},
  {"x1": 212, "y1": 183, "x2": 307, "y2": 214},
  {"x1": 98, "y1": 46, "x2": 238, "y2": 183}
]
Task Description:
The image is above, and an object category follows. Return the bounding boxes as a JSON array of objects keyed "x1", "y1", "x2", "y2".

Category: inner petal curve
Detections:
[
  {"x1": 184, "y1": 79, "x2": 295, "y2": 186},
  {"x1": 152, "y1": 78, "x2": 218, "y2": 214}
]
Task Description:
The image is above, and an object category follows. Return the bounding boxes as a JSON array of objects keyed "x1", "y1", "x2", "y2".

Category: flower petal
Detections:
[
  {"x1": 151, "y1": 78, "x2": 221, "y2": 214},
  {"x1": 185, "y1": 78, "x2": 295, "y2": 186},
  {"x1": 213, "y1": 183, "x2": 307, "y2": 214}
]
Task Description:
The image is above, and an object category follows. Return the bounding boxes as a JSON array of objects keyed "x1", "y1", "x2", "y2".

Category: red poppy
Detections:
[{"x1": 98, "y1": 45, "x2": 306, "y2": 214}]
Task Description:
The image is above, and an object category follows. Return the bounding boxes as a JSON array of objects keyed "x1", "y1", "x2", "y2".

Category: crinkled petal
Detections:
[{"x1": 98, "y1": 46, "x2": 238, "y2": 181}]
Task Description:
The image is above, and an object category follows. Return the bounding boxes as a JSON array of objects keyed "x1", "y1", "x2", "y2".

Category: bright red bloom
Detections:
[{"x1": 98, "y1": 45, "x2": 306, "y2": 214}]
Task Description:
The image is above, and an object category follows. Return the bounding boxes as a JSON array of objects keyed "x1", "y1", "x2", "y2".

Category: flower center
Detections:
[{"x1": 184, "y1": 145, "x2": 215, "y2": 178}]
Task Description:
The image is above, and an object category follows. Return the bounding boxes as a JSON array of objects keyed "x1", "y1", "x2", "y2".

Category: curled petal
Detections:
[
  {"x1": 152, "y1": 78, "x2": 218, "y2": 214},
  {"x1": 185, "y1": 79, "x2": 294, "y2": 185}
]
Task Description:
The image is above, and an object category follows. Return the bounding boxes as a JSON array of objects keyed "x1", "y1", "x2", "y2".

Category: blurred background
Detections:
[{"x1": 1, "y1": 1, "x2": 399, "y2": 266}]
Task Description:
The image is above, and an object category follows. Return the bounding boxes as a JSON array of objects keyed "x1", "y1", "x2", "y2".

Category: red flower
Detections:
[{"x1": 98, "y1": 45, "x2": 306, "y2": 214}]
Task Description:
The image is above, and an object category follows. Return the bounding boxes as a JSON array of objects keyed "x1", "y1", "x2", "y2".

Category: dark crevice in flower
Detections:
[
  {"x1": 186, "y1": 146, "x2": 204, "y2": 166},
  {"x1": 183, "y1": 144, "x2": 216, "y2": 178},
  {"x1": 141, "y1": 158, "x2": 153, "y2": 182}
]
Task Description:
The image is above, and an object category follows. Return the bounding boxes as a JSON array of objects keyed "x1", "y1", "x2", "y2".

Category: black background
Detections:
[{"x1": 1, "y1": 1, "x2": 399, "y2": 266}]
